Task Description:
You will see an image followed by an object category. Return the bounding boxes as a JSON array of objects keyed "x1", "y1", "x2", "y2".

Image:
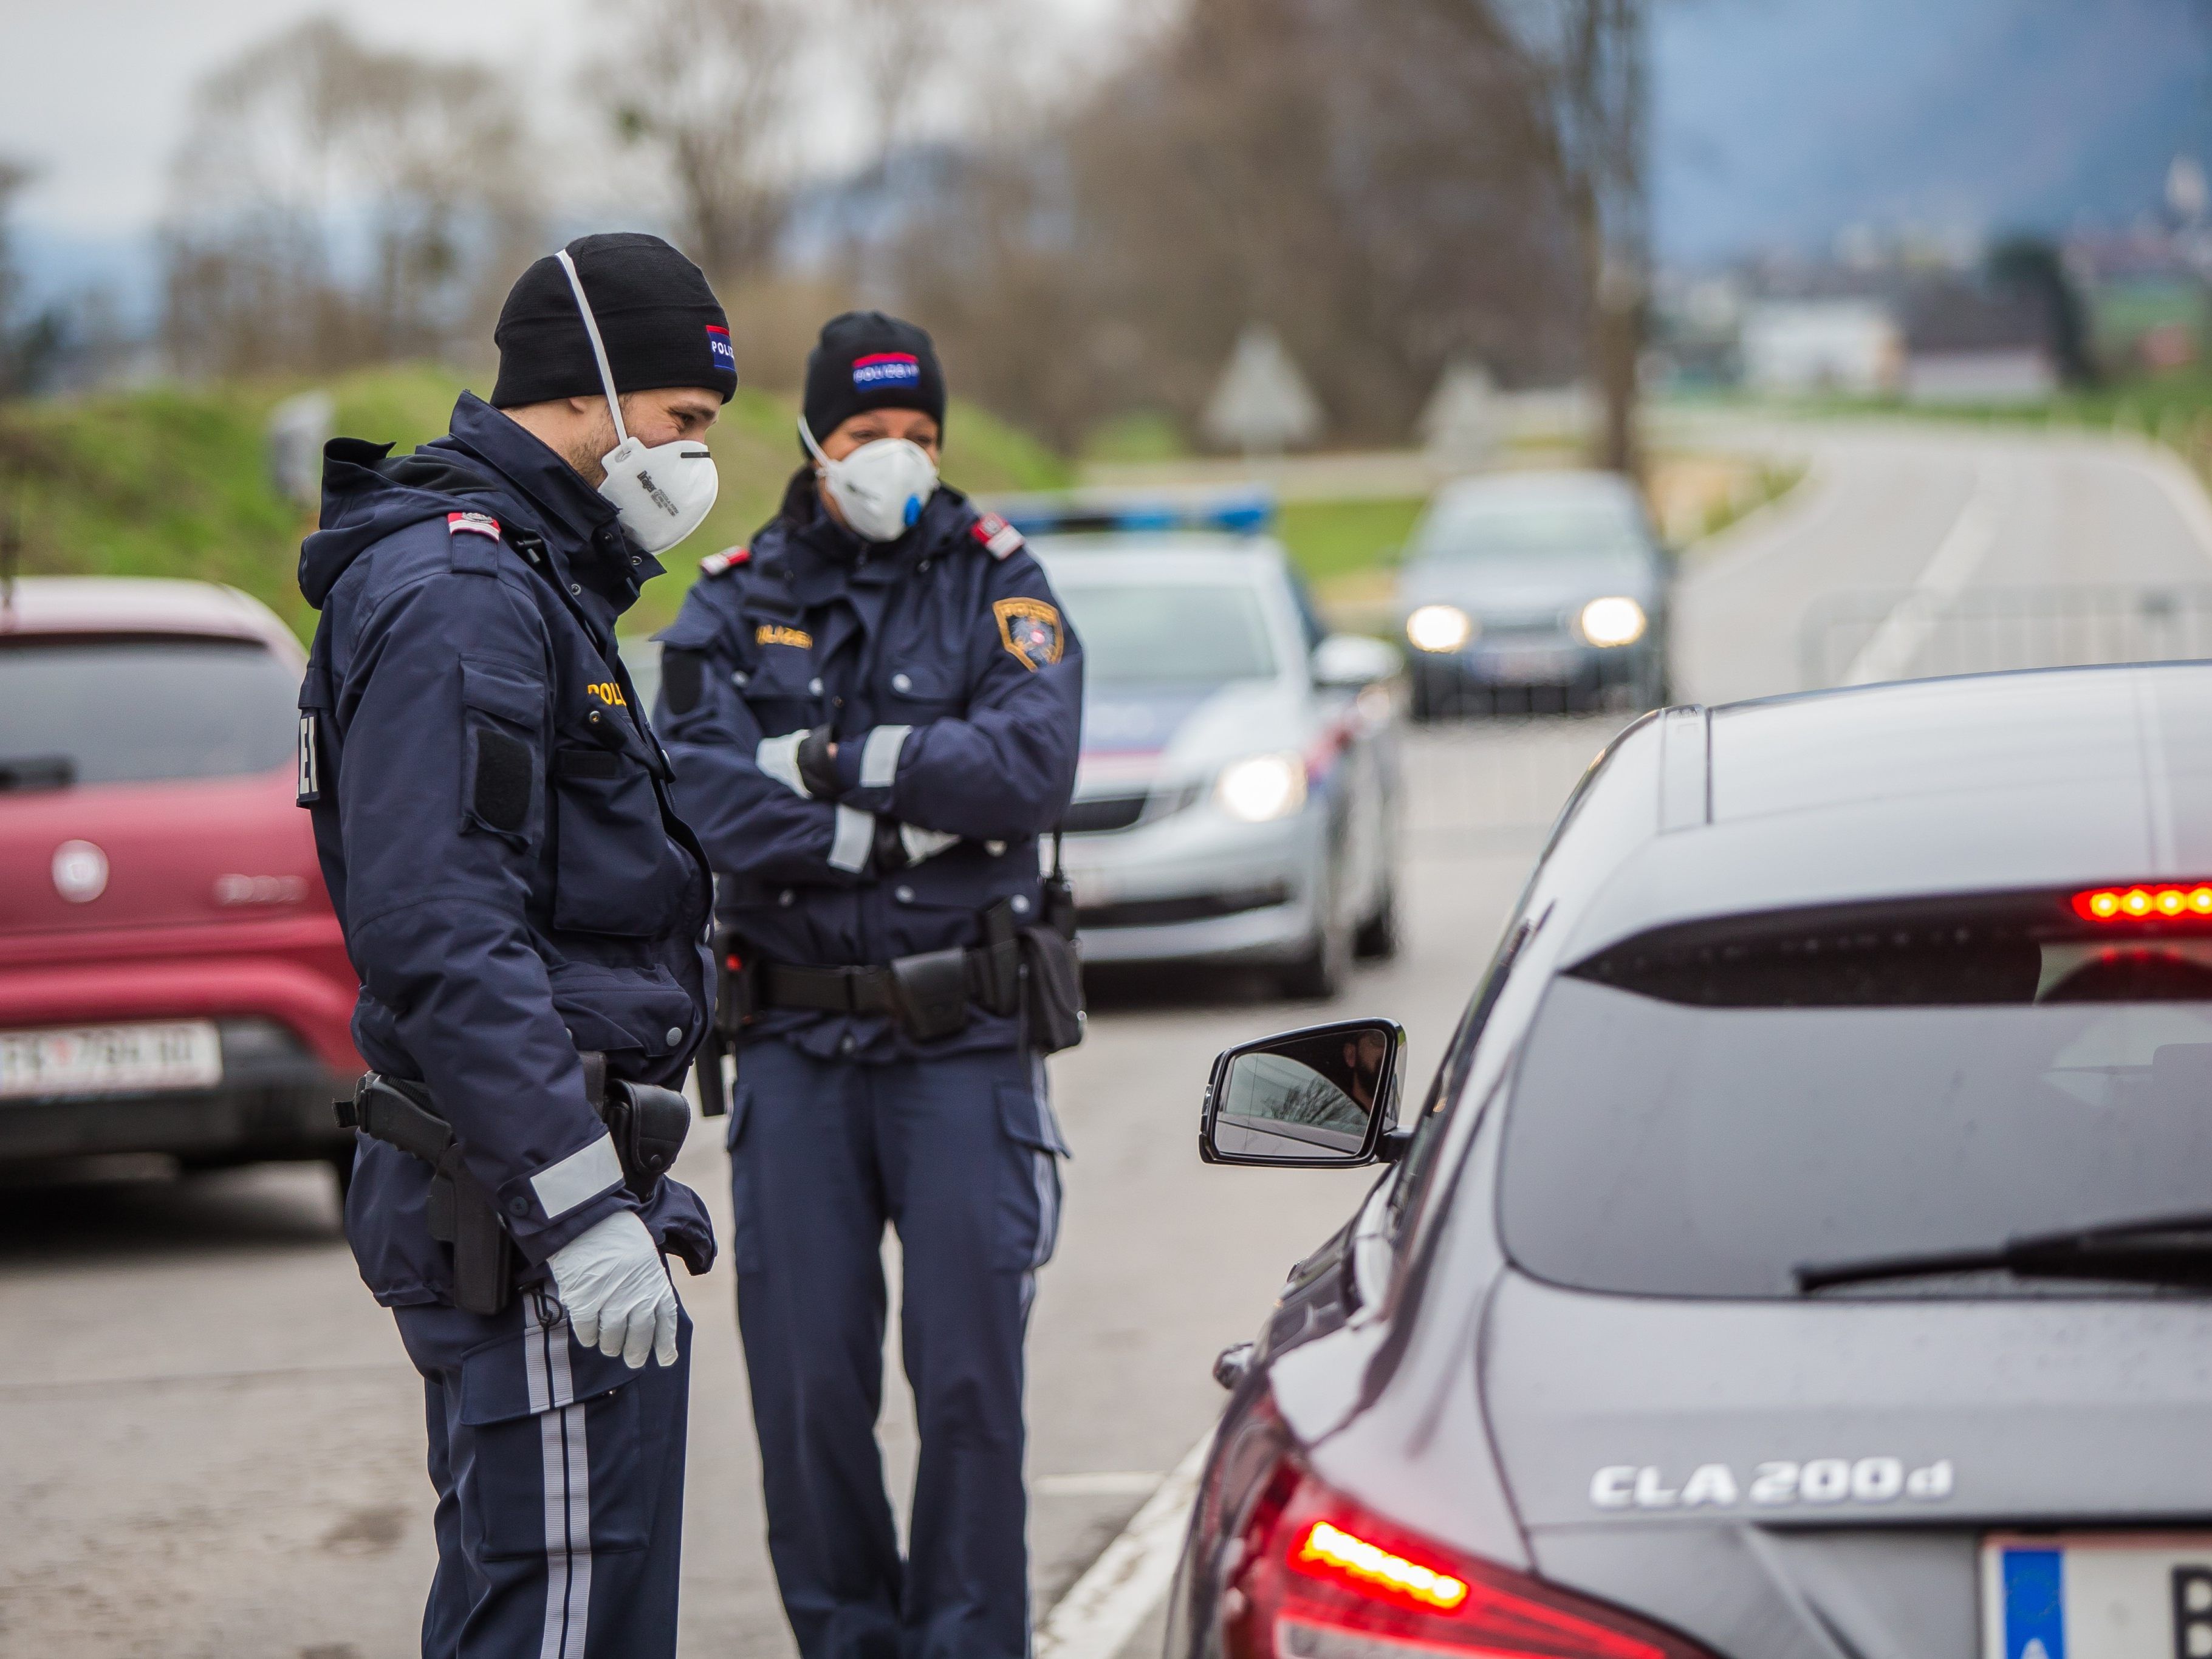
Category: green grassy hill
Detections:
[{"x1": 0, "y1": 364, "x2": 1072, "y2": 638}]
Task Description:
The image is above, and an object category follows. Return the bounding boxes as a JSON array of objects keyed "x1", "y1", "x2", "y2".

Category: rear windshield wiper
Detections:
[
  {"x1": 1795, "y1": 1211, "x2": 2212, "y2": 1293},
  {"x1": 0, "y1": 755, "x2": 74, "y2": 792}
]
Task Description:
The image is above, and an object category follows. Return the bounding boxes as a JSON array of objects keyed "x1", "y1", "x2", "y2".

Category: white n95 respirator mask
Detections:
[
  {"x1": 800, "y1": 416, "x2": 939, "y2": 543},
  {"x1": 555, "y1": 249, "x2": 721, "y2": 555}
]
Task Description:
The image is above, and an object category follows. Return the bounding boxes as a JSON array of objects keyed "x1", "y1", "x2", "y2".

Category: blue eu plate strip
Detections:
[{"x1": 2002, "y1": 1547, "x2": 2066, "y2": 1659}]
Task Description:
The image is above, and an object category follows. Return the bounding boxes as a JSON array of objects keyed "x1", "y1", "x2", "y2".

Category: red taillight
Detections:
[
  {"x1": 1225, "y1": 1462, "x2": 1713, "y2": 1659},
  {"x1": 2073, "y1": 883, "x2": 2212, "y2": 922}
]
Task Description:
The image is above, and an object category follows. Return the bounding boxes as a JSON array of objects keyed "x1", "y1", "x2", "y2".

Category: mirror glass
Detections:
[
  {"x1": 1311, "y1": 633, "x2": 1400, "y2": 688},
  {"x1": 1211, "y1": 1024, "x2": 1392, "y2": 1163}
]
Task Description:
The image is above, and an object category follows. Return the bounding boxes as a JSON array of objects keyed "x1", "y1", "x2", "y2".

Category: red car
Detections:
[{"x1": 0, "y1": 576, "x2": 360, "y2": 1192}]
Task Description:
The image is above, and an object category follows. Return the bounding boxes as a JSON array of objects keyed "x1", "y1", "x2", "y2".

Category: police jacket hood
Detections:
[{"x1": 299, "y1": 392, "x2": 655, "y2": 614}]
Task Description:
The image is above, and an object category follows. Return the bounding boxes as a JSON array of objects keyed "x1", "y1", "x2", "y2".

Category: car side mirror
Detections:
[
  {"x1": 1311, "y1": 633, "x2": 1400, "y2": 689},
  {"x1": 1199, "y1": 1017, "x2": 1405, "y2": 1168}
]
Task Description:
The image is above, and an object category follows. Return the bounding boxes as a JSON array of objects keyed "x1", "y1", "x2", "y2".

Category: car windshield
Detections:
[
  {"x1": 1498, "y1": 905, "x2": 2212, "y2": 1298},
  {"x1": 1412, "y1": 493, "x2": 1648, "y2": 564},
  {"x1": 0, "y1": 636, "x2": 298, "y2": 787},
  {"x1": 1053, "y1": 580, "x2": 1278, "y2": 687}
]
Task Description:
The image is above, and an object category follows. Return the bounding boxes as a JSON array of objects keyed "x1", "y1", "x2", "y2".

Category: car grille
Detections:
[
  {"x1": 1063, "y1": 794, "x2": 1149, "y2": 833},
  {"x1": 1078, "y1": 883, "x2": 1290, "y2": 929},
  {"x1": 1063, "y1": 781, "x2": 1206, "y2": 836}
]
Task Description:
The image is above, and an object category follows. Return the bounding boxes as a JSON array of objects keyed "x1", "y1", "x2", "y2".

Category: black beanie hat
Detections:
[
  {"x1": 801, "y1": 311, "x2": 946, "y2": 446},
  {"x1": 491, "y1": 232, "x2": 736, "y2": 409}
]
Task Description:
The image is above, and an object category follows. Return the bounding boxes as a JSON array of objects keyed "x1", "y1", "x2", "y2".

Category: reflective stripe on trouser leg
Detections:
[{"x1": 524, "y1": 1291, "x2": 592, "y2": 1659}]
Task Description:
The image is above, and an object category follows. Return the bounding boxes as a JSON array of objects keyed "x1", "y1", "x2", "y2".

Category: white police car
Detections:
[{"x1": 1013, "y1": 495, "x2": 1404, "y2": 999}]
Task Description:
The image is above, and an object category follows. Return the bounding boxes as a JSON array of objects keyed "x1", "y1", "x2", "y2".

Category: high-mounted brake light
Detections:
[
  {"x1": 1225, "y1": 1455, "x2": 1717, "y2": 1659},
  {"x1": 2073, "y1": 884, "x2": 2212, "y2": 922}
]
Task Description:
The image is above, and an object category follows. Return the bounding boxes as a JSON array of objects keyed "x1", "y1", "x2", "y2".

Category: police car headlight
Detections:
[
  {"x1": 1405, "y1": 603, "x2": 1474, "y2": 654},
  {"x1": 1578, "y1": 596, "x2": 1647, "y2": 648},
  {"x1": 1216, "y1": 753, "x2": 1308, "y2": 823}
]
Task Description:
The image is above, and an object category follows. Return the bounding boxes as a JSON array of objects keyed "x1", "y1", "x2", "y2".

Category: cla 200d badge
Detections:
[{"x1": 1590, "y1": 1458, "x2": 1955, "y2": 1510}]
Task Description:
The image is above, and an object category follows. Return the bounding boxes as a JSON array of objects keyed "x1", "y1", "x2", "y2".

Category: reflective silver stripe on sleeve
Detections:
[
  {"x1": 858, "y1": 725, "x2": 911, "y2": 788},
  {"x1": 756, "y1": 731, "x2": 807, "y2": 796},
  {"x1": 829, "y1": 805, "x2": 874, "y2": 874},
  {"x1": 530, "y1": 1133, "x2": 623, "y2": 1218}
]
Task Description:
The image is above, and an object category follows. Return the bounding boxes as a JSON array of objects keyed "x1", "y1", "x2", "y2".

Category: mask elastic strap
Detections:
[
  {"x1": 554, "y1": 249, "x2": 629, "y2": 447},
  {"x1": 796, "y1": 414, "x2": 831, "y2": 469}
]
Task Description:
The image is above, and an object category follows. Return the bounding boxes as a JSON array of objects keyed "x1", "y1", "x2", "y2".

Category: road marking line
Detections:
[
  {"x1": 2123, "y1": 436, "x2": 2212, "y2": 568},
  {"x1": 1036, "y1": 1433, "x2": 1213, "y2": 1659},
  {"x1": 1036, "y1": 1471, "x2": 1167, "y2": 1497},
  {"x1": 1842, "y1": 462, "x2": 2004, "y2": 686}
]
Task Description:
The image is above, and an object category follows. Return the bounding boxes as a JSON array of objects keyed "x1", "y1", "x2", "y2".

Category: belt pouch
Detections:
[
  {"x1": 1019, "y1": 925, "x2": 1086, "y2": 1055},
  {"x1": 888, "y1": 948, "x2": 974, "y2": 1041}
]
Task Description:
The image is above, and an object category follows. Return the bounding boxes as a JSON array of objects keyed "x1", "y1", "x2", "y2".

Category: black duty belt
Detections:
[
  {"x1": 335, "y1": 1053, "x2": 692, "y2": 1318},
  {"x1": 756, "y1": 940, "x2": 1019, "y2": 1043}
]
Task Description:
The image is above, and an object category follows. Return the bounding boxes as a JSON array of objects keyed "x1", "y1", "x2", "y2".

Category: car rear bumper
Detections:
[
  {"x1": 0, "y1": 1016, "x2": 347, "y2": 1163},
  {"x1": 1064, "y1": 804, "x2": 1324, "y2": 966},
  {"x1": 1412, "y1": 635, "x2": 1660, "y2": 691}
]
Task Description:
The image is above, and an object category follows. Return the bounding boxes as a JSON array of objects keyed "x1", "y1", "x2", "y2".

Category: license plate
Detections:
[
  {"x1": 1982, "y1": 1533, "x2": 2212, "y2": 1659},
  {"x1": 0, "y1": 1021, "x2": 223, "y2": 1100},
  {"x1": 1476, "y1": 645, "x2": 1577, "y2": 682}
]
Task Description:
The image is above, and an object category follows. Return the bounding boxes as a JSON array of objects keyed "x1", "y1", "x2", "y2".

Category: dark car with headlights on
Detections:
[
  {"x1": 1169, "y1": 661, "x2": 2212, "y2": 1659},
  {"x1": 1397, "y1": 470, "x2": 1669, "y2": 718}
]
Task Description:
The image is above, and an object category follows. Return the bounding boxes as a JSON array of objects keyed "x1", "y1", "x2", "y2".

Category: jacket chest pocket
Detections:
[
  {"x1": 740, "y1": 640, "x2": 820, "y2": 728},
  {"x1": 878, "y1": 658, "x2": 963, "y2": 725},
  {"x1": 550, "y1": 737, "x2": 690, "y2": 938}
]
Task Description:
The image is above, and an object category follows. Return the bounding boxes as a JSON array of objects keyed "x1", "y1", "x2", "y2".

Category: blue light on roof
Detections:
[{"x1": 995, "y1": 490, "x2": 1277, "y2": 539}]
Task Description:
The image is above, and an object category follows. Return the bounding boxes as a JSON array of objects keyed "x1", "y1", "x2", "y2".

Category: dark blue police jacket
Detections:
[
  {"x1": 656, "y1": 470, "x2": 1083, "y2": 1062},
  {"x1": 298, "y1": 392, "x2": 716, "y2": 1307}
]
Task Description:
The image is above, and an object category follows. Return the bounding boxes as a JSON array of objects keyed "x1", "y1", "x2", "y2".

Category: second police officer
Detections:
[{"x1": 655, "y1": 313, "x2": 1084, "y2": 1659}]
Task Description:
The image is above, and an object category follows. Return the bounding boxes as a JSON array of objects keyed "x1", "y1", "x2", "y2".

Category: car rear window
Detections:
[
  {"x1": 1498, "y1": 897, "x2": 2212, "y2": 1298},
  {"x1": 1053, "y1": 581, "x2": 1278, "y2": 686},
  {"x1": 1, "y1": 636, "x2": 298, "y2": 787}
]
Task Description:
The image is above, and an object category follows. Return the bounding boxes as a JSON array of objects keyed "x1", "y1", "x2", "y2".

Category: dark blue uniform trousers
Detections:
[
  {"x1": 728, "y1": 1039, "x2": 1066, "y2": 1659},
  {"x1": 394, "y1": 1285, "x2": 693, "y2": 1659}
]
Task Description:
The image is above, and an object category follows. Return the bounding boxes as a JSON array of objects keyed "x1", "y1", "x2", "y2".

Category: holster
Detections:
[
  {"x1": 696, "y1": 927, "x2": 758, "y2": 1118},
  {"x1": 337, "y1": 1073, "x2": 513, "y2": 1317}
]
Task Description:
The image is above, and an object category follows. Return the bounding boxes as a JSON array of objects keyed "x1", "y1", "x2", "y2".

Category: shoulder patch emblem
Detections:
[
  {"x1": 993, "y1": 597, "x2": 1063, "y2": 671},
  {"x1": 700, "y1": 544, "x2": 750, "y2": 576},
  {"x1": 972, "y1": 513, "x2": 1025, "y2": 560},
  {"x1": 756, "y1": 623, "x2": 813, "y2": 649},
  {"x1": 447, "y1": 511, "x2": 501, "y2": 539}
]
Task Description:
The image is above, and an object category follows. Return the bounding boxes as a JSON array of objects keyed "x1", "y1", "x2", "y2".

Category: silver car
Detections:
[
  {"x1": 1024, "y1": 513, "x2": 1402, "y2": 999},
  {"x1": 1171, "y1": 660, "x2": 2212, "y2": 1659}
]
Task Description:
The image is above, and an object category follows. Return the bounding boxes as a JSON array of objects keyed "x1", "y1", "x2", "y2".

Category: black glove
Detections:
[{"x1": 796, "y1": 723, "x2": 841, "y2": 799}]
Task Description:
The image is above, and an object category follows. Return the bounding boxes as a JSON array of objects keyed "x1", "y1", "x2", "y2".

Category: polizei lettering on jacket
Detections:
[{"x1": 1588, "y1": 1457, "x2": 1954, "y2": 1511}]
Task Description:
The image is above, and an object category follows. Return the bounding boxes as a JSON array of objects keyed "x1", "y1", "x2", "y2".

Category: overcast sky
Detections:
[{"x1": 1, "y1": 0, "x2": 1132, "y2": 274}]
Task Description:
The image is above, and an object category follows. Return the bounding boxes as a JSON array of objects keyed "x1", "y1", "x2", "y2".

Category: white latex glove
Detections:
[
  {"x1": 546, "y1": 1211, "x2": 679, "y2": 1369},
  {"x1": 756, "y1": 731, "x2": 811, "y2": 798},
  {"x1": 900, "y1": 824, "x2": 959, "y2": 865}
]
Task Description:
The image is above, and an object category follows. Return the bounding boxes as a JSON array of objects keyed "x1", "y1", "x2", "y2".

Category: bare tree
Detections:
[
  {"x1": 602, "y1": 0, "x2": 808, "y2": 292},
  {"x1": 889, "y1": 0, "x2": 1581, "y2": 450},
  {"x1": 160, "y1": 19, "x2": 541, "y2": 377},
  {"x1": 1499, "y1": 0, "x2": 1650, "y2": 474}
]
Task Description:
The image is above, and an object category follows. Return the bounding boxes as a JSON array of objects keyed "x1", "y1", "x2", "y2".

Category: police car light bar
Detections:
[
  {"x1": 993, "y1": 490, "x2": 1276, "y2": 539},
  {"x1": 2073, "y1": 883, "x2": 2212, "y2": 922}
]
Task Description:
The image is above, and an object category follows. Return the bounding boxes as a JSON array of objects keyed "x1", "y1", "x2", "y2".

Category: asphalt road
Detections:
[{"x1": 4, "y1": 418, "x2": 2210, "y2": 1658}]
